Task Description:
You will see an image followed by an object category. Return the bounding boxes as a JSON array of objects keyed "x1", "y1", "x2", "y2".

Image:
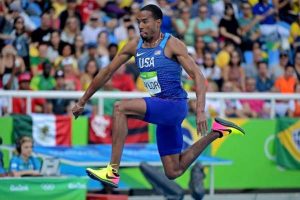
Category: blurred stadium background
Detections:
[{"x1": 0, "y1": 0, "x2": 300, "y2": 200}]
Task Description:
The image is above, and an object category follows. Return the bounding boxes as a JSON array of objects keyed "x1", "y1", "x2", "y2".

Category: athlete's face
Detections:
[{"x1": 137, "y1": 10, "x2": 161, "y2": 41}]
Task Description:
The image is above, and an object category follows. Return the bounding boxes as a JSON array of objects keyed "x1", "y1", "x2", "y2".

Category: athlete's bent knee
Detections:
[{"x1": 164, "y1": 170, "x2": 180, "y2": 180}]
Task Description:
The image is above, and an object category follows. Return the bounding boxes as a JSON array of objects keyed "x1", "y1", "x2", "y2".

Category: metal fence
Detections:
[{"x1": 0, "y1": 90, "x2": 300, "y2": 118}]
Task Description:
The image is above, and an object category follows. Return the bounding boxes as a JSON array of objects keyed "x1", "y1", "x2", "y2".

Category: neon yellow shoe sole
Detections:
[{"x1": 86, "y1": 168, "x2": 119, "y2": 188}]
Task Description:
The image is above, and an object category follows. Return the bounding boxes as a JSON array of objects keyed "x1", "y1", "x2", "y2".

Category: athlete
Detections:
[{"x1": 72, "y1": 4, "x2": 245, "y2": 188}]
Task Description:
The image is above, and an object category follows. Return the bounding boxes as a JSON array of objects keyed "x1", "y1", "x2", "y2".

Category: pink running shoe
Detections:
[{"x1": 212, "y1": 117, "x2": 245, "y2": 137}]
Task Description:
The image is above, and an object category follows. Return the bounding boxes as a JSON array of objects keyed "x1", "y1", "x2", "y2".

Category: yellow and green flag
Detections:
[{"x1": 275, "y1": 118, "x2": 300, "y2": 169}]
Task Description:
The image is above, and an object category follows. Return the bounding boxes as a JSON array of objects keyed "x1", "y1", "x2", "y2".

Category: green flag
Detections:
[
  {"x1": 275, "y1": 118, "x2": 300, "y2": 169},
  {"x1": 11, "y1": 114, "x2": 33, "y2": 141}
]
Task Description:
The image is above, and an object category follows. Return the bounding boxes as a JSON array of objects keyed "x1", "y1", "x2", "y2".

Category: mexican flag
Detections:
[
  {"x1": 275, "y1": 118, "x2": 300, "y2": 169},
  {"x1": 12, "y1": 114, "x2": 71, "y2": 146}
]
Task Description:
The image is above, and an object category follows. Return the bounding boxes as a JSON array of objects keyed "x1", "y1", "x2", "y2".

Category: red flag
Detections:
[{"x1": 89, "y1": 115, "x2": 148, "y2": 144}]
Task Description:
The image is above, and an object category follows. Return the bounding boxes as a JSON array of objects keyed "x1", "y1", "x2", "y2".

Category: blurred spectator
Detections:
[
  {"x1": 194, "y1": 5, "x2": 218, "y2": 48},
  {"x1": 80, "y1": 59, "x2": 99, "y2": 90},
  {"x1": 222, "y1": 81, "x2": 245, "y2": 118},
  {"x1": 54, "y1": 43, "x2": 77, "y2": 71},
  {"x1": 194, "y1": 36, "x2": 205, "y2": 66},
  {"x1": 157, "y1": 0, "x2": 174, "y2": 33},
  {"x1": 9, "y1": 136, "x2": 41, "y2": 177},
  {"x1": 82, "y1": 11, "x2": 106, "y2": 44},
  {"x1": 205, "y1": 81, "x2": 221, "y2": 117},
  {"x1": 48, "y1": 6, "x2": 60, "y2": 30},
  {"x1": 52, "y1": 0, "x2": 67, "y2": 20},
  {"x1": 114, "y1": 14, "x2": 138, "y2": 43},
  {"x1": 47, "y1": 30, "x2": 63, "y2": 63},
  {"x1": 288, "y1": 13, "x2": 300, "y2": 50},
  {"x1": 290, "y1": 0, "x2": 300, "y2": 15},
  {"x1": 31, "y1": 12, "x2": 53, "y2": 44},
  {"x1": 8, "y1": 0, "x2": 37, "y2": 32},
  {"x1": 61, "y1": 16, "x2": 81, "y2": 44},
  {"x1": 101, "y1": 0, "x2": 126, "y2": 18},
  {"x1": 273, "y1": 64, "x2": 297, "y2": 117},
  {"x1": 223, "y1": 50, "x2": 246, "y2": 91},
  {"x1": 78, "y1": 42, "x2": 102, "y2": 73},
  {"x1": 270, "y1": 49, "x2": 290, "y2": 79},
  {"x1": 288, "y1": 83, "x2": 300, "y2": 117},
  {"x1": 30, "y1": 42, "x2": 50, "y2": 76},
  {"x1": 111, "y1": 64, "x2": 136, "y2": 91},
  {"x1": 12, "y1": 73, "x2": 46, "y2": 114},
  {"x1": 74, "y1": 34, "x2": 85, "y2": 59},
  {"x1": 253, "y1": 0, "x2": 290, "y2": 43},
  {"x1": 212, "y1": 0, "x2": 239, "y2": 23},
  {"x1": 215, "y1": 41, "x2": 234, "y2": 69},
  {"x1": 97, "y1": 31, "x2": 109, "y2": 67},
  {"x1": 10, "y1": 16, "x2": 29, "y2": 68},
  {"x1": 276, "y1": 0, "x2": 298, "y2": 24},
  {"x1": 252, "y1": 0, "x2": 276, "y2": 26},
  {"x1": 189, "y1": 80, "x2": 221, "y2": 118},
  {"x1": 76, "y1": 0, "x2": 101, "y2": 23},
  {"x1": 174, "y1": 7, "x2": 196, "y2": 46},
  {"x1": 191, "y1": 0, "x2": 215, "y2": 19},
  {"x1": 118, "y1": 25, "x2": 138, "y2": 65},
  {"x1": 273, "y1": 64, "x2": 296, "y2": 93},
  {"x1": 0, "y1": 6, "x2": 13, "y2": 49},
  {"x1": 219, "y1": 3, "x2": 241, "y2": 46},
  {"x1": 256, "y1": 61, "x2": 274, "y2": 92},
  {"x1": 108, "y1": 43, "x2": 118, "y2": 62},
  {"x1": 59, "y1": 0, "x2": 83, "y2": 30},
  {"x1": 244, "y1": 43, "x2": 267, "y2": 78},
  {"x1": 130, "y1": 2, "x2": 141, "y2": 22},
  {"x1": 47, "y1": 70, "x2": 72, "y2": 115},
  {"x1": 238, "y1": 2, "x2": 261, "y2": 52},
  {"x1": 96, "y1": 31, "x2": 110, "y2": 60},
  {"x1": 1, "y1": 45, "x2": 26, "y2": 90},
  {"x1": 30, "y1": 62, "x2": 56, "y2": 91},
  {"x1": 240, "y1": 77, "x2": 270, "y2": 118},
  {"x1": 273, "y1": 64, "x2": 296, "y2": 117},
  {"x1": 61, "y1": 57, "x2": 81, "y2": 91},
  {"x1": 200, "y1": 52, "x2": 222, "y2": 88}
]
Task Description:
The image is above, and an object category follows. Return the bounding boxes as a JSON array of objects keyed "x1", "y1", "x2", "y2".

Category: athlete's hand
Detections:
[
  {"x1": 72, "y1": 101, "x2": 85, "y2": 119},
  {"x1": 197, "y1": 112, "x2": 208, "y2": 136}
]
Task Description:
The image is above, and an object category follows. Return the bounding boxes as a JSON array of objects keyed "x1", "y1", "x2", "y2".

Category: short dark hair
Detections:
[
  {"x1": 141, "y1": 4, "x2": 163, "y2": 20},
  {"x1": 108, "y1": 43, "x2": 118, "y2": 50},
  {"x1": 127, "y1": 25, "x2": 135, "y2": 31},
  {"x1": 257, "y1": 61, "x2": 268, "y2": 68}
]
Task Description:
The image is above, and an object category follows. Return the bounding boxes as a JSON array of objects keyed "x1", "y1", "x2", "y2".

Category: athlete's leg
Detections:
[
  {"x1": 161, "y1": 131, "x2": 220, "y2": 179},
  {"x1": 159, "y1": 118, "x2": 245, "y2": 180},
  {"x1": 86, "y1": 98, "x2": 146, "y2": 187},
  {"x1": 110, "y1": 98, "x2": 147, "y2": 170}
]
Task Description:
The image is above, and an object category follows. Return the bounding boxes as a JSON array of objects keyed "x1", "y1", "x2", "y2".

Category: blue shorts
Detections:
[{"x1": 143, "y1": 97, "x2": 188, "y2": 157}]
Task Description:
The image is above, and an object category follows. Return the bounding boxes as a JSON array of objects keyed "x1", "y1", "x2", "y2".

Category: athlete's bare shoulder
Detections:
[{"x1": 165, "y1": 35, "x2": 188, "y2": 58}]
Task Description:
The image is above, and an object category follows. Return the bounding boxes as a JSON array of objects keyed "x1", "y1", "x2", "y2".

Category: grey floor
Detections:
[{"x1": 129, "y1": 193, "x2": 300, "y2": 200}]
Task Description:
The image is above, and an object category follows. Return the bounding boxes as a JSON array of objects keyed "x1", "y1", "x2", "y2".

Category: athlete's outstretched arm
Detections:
[
  {"x1": 72, "y1": 39, "x2": 138, "y2": 118},
  {"x1": 168, "y1": 37, "x2": 207, "y2": 135}
]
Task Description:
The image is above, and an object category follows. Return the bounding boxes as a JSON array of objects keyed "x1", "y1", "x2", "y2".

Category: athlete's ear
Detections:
[{"x1": 156, "y1": 19, "x2": 162, "y2": 29}]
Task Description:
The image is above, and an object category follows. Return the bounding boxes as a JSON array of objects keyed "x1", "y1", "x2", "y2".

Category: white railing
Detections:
[{"x1": 0, "y1": 90, "x2": 300, "y2": 118}]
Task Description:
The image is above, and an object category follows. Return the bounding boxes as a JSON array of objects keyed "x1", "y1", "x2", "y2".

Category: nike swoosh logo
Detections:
[
  {"x1": 136, "y1": 52, "x2": 146, "y2": 57},
  {"x1": 106, "y1": 173, "x2": 118, "y2": 179}
]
